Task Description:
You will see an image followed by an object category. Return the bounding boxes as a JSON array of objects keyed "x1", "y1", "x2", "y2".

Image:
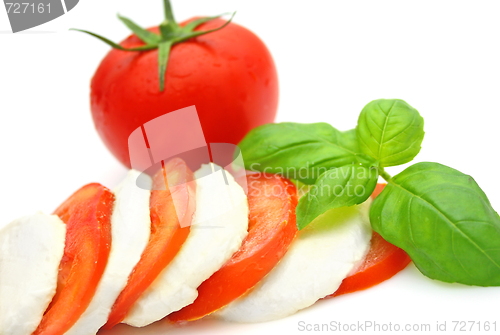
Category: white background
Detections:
[{"x1": 1, "y1": 1, "x2": 500, "y2": 334}]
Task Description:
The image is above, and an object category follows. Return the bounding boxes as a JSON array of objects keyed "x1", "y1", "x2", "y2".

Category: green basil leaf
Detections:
[
  {"x1": 296, "y1": 164, "x2": 378, "y2": 230},
  {"x1": 370, "y1": 162, "x2": 500, "y2": 286},
  {"x1": 357, "y1": 99, "x2": 425, "y2": 167},
  {"x1": 238, "y1": 123, "x2": 372, "y2": 184},
  {"x1": 338, "y1": 128, "x2": 360, "y2": 153}
]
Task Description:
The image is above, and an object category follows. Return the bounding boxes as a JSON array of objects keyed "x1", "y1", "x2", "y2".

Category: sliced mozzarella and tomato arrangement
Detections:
[{"x1": 0, "y1": 158, "x2": 410, "y2": 334}]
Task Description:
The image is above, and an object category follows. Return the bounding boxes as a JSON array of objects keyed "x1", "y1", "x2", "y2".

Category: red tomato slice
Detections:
[
  {"x1": 169, "y1": 173, "x2": 298, "y2": 322},
  {"x1": 105, "y1": 158, "x2": 195, "y2": 328},
  {"x1": 34, "y1": 183, "x2": 114, "y2": 335},
  {"x1": 329, "y1": 183, "x2": 411, "y2": 298}
]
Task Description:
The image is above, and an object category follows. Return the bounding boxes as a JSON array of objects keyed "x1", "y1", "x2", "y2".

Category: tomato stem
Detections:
[{"x1": 163, "y1": 0, "x2": 178, "y2": 28}]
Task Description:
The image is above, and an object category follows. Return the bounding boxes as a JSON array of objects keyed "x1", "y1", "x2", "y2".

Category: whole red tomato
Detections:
[{"x1": 90, "y1": 17, "x2": 278, "y2": 168}]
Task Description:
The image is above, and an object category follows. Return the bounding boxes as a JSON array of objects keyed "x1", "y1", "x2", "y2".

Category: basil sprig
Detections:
[{"x1": 238, "y1": 98, "x2": 500, "y2": 286}]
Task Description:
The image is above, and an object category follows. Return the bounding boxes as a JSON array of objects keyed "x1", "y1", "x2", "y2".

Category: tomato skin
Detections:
[
  {"x1": 34, "y1": 184, "x2": 114, "y2": 335},
  {"x1": 91, "y1": 18, "x2": 279, "y2": 168},
  {"x1": 331, "y1": 232, "x2": 411, "y2": 297},
  {"x1": 328, "y1": 183, "x2": 411, "y2": 298},
  {"x1": 168, "y1": 173, "x2": 298, "y2": 322},
  {"x1": 105, "y1": 158, "x2": 195, "y2": 328}
]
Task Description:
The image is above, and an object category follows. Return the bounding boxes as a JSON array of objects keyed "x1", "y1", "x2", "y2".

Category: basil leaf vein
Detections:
[{"x1": 357, "y1": 99, "x2": 425, "y2": 167}]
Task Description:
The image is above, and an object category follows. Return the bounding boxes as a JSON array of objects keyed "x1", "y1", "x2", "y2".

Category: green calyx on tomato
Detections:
[{"x1": 72, "y1": 0, "x2": 235, "y2": 91}]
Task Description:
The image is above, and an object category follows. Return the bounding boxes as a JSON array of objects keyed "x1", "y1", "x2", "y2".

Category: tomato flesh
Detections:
[
  {"x1": 329, "y1": 183, "x2": 411, "y2": 297},
  {"x1": 34, "y1": 183, "x2": 114, "y2": 335},
  {"x1": 168, "y1": 173, "x2": 298, "y2": 322},
  {"x1": 105, "y1": 158, "x2": 195, "y2": 328},
  {"x1": 332, "y1": 232, "x2": 411, "y2": 297}
]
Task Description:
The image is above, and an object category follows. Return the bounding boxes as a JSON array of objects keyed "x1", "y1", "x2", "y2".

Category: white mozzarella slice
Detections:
[
  {"x1": 0, "y1": 212, "x2": 66, "y2": 335},
  {"x1": 66, "y1": 170, "x2": 152, "y2": 335},
  {"x1": 123, "y1": 163, "x2": 249, "y2": 327},
  {"x1": 217, "y1": 200, "x2": 372, "y2": 323}
]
